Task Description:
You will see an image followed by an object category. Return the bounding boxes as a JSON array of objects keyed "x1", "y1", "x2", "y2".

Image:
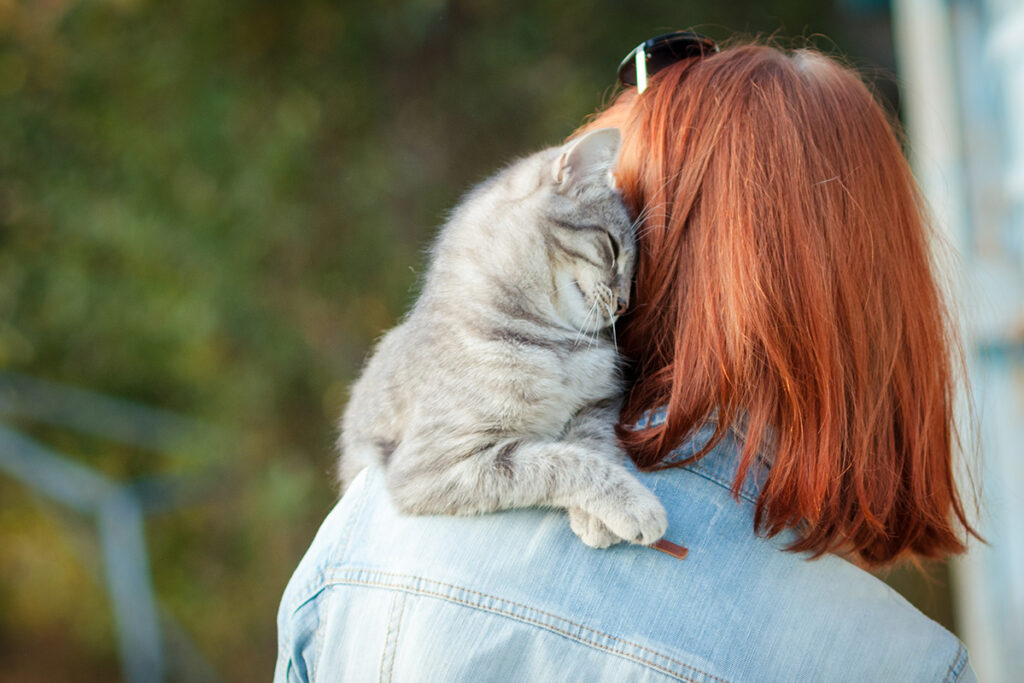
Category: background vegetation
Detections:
[{"x1": 0, "y1": 0, "x2": 952, "y2": 680}]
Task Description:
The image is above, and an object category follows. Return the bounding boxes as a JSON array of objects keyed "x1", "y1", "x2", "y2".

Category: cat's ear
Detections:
[{"x1": 552, "y1": 127, "x2": 621, "y2": 193}]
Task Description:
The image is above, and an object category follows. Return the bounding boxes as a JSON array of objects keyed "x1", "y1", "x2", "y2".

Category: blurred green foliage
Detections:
[{"x1": 0, "y1": 0, "x2": 908, "y2": 680}]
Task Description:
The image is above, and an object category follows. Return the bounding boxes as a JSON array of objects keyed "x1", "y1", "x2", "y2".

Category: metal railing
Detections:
[{"x1": 0, "y1": 371, "x2": 223, "y2": 683}]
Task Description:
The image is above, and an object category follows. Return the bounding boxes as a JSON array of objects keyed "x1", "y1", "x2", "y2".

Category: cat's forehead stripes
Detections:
[{"x1": 548, "y1": 216, "x2": 609, "y2": 233}]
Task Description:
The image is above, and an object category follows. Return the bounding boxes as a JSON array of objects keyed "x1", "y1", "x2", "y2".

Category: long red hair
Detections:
[{"x1": 581, "y1": 44, "x2": 978, "y2": 566}]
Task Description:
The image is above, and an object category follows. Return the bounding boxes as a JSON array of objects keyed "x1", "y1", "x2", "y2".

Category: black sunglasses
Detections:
[{"x1": 617, "y1": 31, "x2": 718, "y2": 92}]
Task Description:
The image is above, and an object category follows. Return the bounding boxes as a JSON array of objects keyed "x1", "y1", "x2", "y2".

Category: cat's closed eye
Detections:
[
  {"x1": 604, "y1": 233, "x2": 621, "y2": 269},
  {"x1": 598, "y1": 232, "x2": 622, "y2": 270}
]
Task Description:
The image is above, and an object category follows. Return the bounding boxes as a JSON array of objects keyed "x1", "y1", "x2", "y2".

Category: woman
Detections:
[{"x1": 275, "y1": 36, "x2": 979, "y2": 681}]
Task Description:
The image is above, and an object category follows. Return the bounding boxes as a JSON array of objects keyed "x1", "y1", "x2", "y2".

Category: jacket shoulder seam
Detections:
[
  {"x1": 681, "y1": 464, "x2": 758, "y2": 505},
  {"x1": 944, "y1": 641, "x2": 969, "y2": 682},
  {"x1": 284, "y1": 470, "x2": 377, "y2": 617},
  {"x1": 324, "y1": 567, "x2": 729, "y2": 683}
]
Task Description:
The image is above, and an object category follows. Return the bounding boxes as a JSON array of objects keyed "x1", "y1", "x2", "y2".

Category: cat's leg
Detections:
[
  {"x1": 383, "y1": 427, "x2": 667, "y2": 546},
  {"x1": 558, "y1": 448, "x2": 667, "y2": 547},
  {"x1": 560, "y1": 400, "x2": 650, "y2": 548}
]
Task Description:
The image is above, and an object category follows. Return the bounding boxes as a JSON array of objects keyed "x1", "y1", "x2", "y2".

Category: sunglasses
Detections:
[{"x1": 617, "y1": 31, "x2": 719, "y2": 93}]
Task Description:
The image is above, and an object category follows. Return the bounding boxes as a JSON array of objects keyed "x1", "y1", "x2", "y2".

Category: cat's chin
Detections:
[{"x1": 563, "y1": 317, "x2": 616, "y2": 337}]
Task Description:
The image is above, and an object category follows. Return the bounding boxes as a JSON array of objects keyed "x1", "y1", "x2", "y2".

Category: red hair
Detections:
[{"x1": 582, "y1": 44, "x2": 978, "y2": 566}]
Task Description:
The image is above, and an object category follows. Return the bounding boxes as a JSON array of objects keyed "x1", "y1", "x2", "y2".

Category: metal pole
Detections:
[{"x1": 0, "y1": 425, "x2": 165, "y2": 683}]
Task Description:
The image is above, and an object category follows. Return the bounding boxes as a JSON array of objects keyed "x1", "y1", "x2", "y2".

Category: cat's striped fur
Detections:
[{"x1": 337, "y1": 129, "x2": 667, "y2": 548}]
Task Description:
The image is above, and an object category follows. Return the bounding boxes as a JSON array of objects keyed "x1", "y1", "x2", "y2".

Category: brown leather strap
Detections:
[{"x1": 651, "y1": 538, "x2": 688, "y2": 560}]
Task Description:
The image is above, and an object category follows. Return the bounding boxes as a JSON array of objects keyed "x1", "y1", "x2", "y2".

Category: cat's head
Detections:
[
  {"x1": 540, "y1": 128, "x2": 636, "y2": 334},
  {"x1": 435, "y1": 127, "x2": 636, "y2": 335}
]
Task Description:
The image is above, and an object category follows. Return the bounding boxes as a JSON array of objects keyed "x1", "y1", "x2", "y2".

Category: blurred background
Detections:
[{"x1": 0, "y1": 0, "x2": 1020, "y2": 681}]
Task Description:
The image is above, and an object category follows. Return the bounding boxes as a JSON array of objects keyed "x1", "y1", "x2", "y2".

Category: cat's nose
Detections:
[{"x1": 615, "y1": 297, "x2": 628, "y2": 316}]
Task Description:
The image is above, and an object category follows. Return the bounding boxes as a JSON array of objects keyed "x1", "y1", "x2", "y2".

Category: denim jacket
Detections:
[{"x1": 275, "y1": 415, "x2": 975, "y2": 682}]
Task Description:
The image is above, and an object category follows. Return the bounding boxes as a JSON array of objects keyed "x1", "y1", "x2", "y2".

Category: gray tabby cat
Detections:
[{"x1": 338, "y1": 128, "x2": 667, "y2": 548}]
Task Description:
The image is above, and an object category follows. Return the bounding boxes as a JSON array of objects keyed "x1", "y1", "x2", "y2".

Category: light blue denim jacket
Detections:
[{"x1": 275, "y1": 414, "x2": 976, "y2": 682}]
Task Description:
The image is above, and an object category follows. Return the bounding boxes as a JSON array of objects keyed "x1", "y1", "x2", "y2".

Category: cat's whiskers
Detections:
[
  {"x1": 555, "y1": 280, "x2": 587, "y2": 335},
  {"x1": 597, "y1": 288, "x2": 618, "y2": 353},
  {"x1": 632, "y1": 200, "x2": 670, "y2": 228},
  {"x1": 633, "y1": 203, "x2": 673, "y2": 241},
  {"x1": 589, "y1": 304, "x2": 603, "y2": 351},
  {"x1": 585, "y1": 296, "x2": 602, "y2": 344},
  {"x1": 588, "y1": 294, "x2": 610, "y2": 351},
  {"x1": 573, "y1": 296, "x2": 601, "y2": 351},
  {"x1": 554, "y1": 280, "x2": 581, "y2": 298},
  {"x1": 629, "y1": 171, "x2": 681, "y2": 238},
  {"x1": 604, "y1": 299, "x2": 619, "y2": 354}
]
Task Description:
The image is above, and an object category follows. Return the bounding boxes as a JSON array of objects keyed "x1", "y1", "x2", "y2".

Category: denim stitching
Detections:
[
  {"x1": 326, "y1": 568, "x2": 730, "y2": 683},
  {"x1": 652, "y1": 418, "x2": 768, "y2": 503},
  {"x1": 379, "y1": 593, "x2": 398, "y2": 682},
  {"x1": 386, "y1": 592, "x2": 407, "y2": 683},
  {"x1": 944, "y1": 642, "x2": 968, "y2": 683},
  {"x1": 683, "y1": 466, "x2": 758, "y2": 505},
  {"x1": 331, "y1": 578, "x2": 702, "y2": 682},
  {"x1": 942, "y1": 643, "x2": 957, "y2": 682},
  {"x1": 278, "y1": 627, "x2": 293, "y2": 675},
  {"x1": 379, "y1": 591, "x2": 406, "y2": 683},
  {"x1": 278, "y1": 471, "x2": 377, "y2": 680},
  {"x1": 287, "y1": 469, "x2": 376, "y2": 616},
  {"x1": 311, "y1": 593, "x2": 325, "y2": 683},
  {"x1": 302, "y1": 467, "x2": 378, "y2": 683}
]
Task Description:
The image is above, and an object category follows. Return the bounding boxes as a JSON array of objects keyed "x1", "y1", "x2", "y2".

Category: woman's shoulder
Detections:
[
  {"x1": 277, "y1": 455, "x2": 973, "y2": 682},
  {"x1": 637, "y1": 421, "x2": 973, "y2": 679},
  {"x1": 644, "y1": 426, "x2": 973, "y2": 681}
]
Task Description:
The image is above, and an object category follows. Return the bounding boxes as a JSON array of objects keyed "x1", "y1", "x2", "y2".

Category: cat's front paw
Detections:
[
  {"x1": 568, "y1": 507, "x2": 621, "y2": 548},
  {"x1": 578, "y1": 481, "x2": 668, "y2": 546}
]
